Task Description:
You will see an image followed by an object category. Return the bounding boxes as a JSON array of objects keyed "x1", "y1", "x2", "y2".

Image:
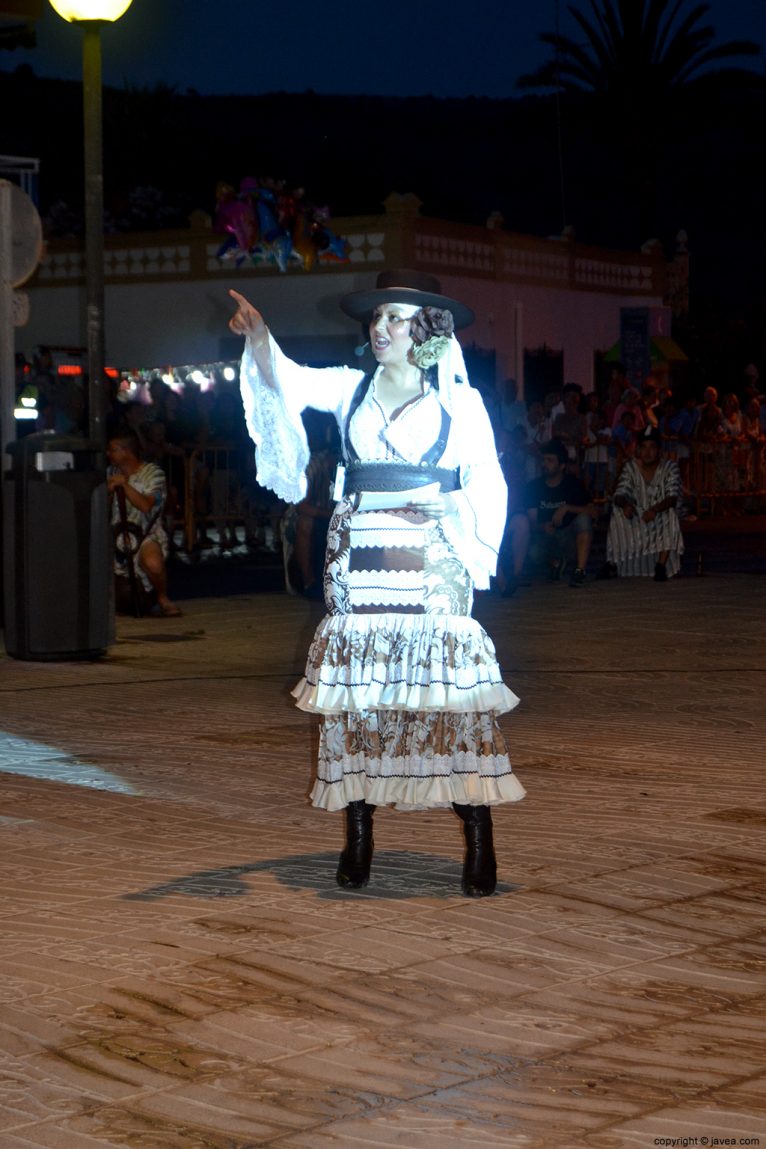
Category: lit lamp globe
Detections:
[{"x1": 48, "y1": 0, "x2": 132, "y2": 20}]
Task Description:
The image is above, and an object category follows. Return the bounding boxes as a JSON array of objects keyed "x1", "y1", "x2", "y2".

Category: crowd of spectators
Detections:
[
  {"x1": 494, "y1": 363, "x2": 766, "y2": 590},
  {"x1": 13, "y1": 348, "x2": 766, "y2": 600},
  {"x1": 15, "y1": 350, "x2": 283, "y2": 553},
  {"x1": 496, "y1": 364, "x2": 766, "y2": 503}
]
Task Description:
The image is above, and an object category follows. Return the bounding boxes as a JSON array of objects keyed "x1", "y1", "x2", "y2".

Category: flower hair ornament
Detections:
[{"x1": 409, "y1": 306, "x2": 455, "y2": 369}]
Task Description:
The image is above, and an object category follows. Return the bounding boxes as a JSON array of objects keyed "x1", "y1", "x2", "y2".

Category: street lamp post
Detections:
[
  {"x1": 48, "y1": 0, "x2": 133, "y2": 444},
  {"x1": 0, "y1": 0, "x2": 135, "y2": 661}
]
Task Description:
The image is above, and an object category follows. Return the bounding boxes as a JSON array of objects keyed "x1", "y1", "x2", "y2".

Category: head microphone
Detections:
[{"x1": 354, "y1": 341, "x2": 370, "y2": 358}]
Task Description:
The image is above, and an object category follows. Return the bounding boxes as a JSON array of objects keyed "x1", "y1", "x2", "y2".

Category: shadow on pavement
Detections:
[{"x1": 122, "y1": 850, "x2": 521, "y2": 901}]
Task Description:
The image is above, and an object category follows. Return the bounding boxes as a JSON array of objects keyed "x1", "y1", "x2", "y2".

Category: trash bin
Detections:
[{"x1": 2, "y1": 431, "x2": 113, "y2": 660}]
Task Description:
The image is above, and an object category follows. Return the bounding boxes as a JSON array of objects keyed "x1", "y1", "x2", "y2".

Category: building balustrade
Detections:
[{"x1": 34, "y1": 203, "x2": 667, "y2": 299}]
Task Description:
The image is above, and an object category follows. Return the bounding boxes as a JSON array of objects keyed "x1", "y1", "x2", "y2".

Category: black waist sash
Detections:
[
  {"x1": 344, "y1": 461, "x2": 460, "y2": 493},
  {"x1": 342, "y1": 372, "x2": 457, "y2": 494}
]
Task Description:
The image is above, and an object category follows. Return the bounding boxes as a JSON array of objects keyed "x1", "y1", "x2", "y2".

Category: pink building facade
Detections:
[{"x1": 21, "y1": 194, "x2": 681, "y2": 397}]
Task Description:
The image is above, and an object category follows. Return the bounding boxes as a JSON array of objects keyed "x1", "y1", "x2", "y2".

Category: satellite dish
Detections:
[{"x1": 4, "y1": 181, "x2": 44, "y2": 288}]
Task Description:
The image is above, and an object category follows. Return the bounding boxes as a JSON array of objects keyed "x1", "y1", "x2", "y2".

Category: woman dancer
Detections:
[{"x1": 229, "y1": 270, "x2": 525, "y2": 896}]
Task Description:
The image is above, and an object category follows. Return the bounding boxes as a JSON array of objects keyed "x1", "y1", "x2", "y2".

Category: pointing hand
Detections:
[{"x1": 228, "y1": 289, "x2": 267, "y2": 341}]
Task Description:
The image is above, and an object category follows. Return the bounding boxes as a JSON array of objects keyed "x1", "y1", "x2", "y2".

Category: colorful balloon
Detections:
[{"x1": 214, "y1": 177, "x2": 348, "y2": 270}]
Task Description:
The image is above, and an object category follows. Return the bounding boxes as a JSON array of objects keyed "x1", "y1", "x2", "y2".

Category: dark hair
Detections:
[
  {"x1": 109, "y1": 430, "x2": 141, "y2": 457},
  {"x1": 540, "y1": 437, "x2": 569, "y2": 464}
]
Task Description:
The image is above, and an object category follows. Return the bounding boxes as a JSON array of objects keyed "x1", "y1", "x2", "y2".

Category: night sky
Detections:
[{"x1": 3, "y1": 0, "x2": 764, "y2": 99}]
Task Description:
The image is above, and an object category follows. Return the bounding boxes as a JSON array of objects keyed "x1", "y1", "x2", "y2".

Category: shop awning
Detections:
[{"x1": 604, "y1": 337, "x2": 688, "y2": 364}]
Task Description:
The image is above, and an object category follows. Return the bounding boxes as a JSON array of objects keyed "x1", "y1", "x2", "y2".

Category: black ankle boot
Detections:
[
  {"x1": 336, "y1": 801, "x2": 375, "y2": 889},
  {"x1": 453, "y1": 803, "x2": 497, "y2": 897}
]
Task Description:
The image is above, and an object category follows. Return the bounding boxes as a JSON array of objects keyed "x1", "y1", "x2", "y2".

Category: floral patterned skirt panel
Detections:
[{"x1": 293, "y1": 502, "x2": 525, "y2": 811}]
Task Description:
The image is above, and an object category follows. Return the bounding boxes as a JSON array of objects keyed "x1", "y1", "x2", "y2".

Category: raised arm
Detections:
[
  {"x1": 228, "y1": 287, "x2": 362, "y2": 504},
  {"x1": 229, "y1": 289, "x2": 274, "y2": 383}
]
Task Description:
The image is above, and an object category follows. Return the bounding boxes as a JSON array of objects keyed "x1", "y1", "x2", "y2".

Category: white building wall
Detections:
[
  {"x1": 21, "y1": 270, "x2": 397, "y2": 366},
  {"x1": 20, "y1": 264, "x2": 663, "y2": 392},
  {"x1": 437, "y1": 276, "x2": 662, "y2": 394}
]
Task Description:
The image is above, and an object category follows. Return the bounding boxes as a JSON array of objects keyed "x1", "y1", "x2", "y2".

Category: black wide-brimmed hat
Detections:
[{"x1": 339, "y1": 269, "x2": 474, "y2": 330}]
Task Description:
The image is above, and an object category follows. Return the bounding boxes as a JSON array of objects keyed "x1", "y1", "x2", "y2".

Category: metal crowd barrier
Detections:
[
  {"x1": 685, "y1": 438, "x2": 766, "y2": 514},
  {"x1": 159, "y1": 441, "x2": 262, "y2": 553},
  {"x1": 161, "y1": 435, "x2": 766, "y2": 549},
  {"x1": 565, "y1": 434, "x2": 766, "y2": 513}
]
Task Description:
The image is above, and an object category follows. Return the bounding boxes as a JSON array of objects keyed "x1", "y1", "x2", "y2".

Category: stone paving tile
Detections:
[
  {"x1": 0, "y1": 1061, "x2": 98, "y2": 1136},
  {"x1": 384, "y1": 1062, "x2": 701, "y2": 1134},
  {"x1": 61, "y1": 1081, "x2": 331, "y2": 1144},
  {"x1": 230, "y1": 923, "x2": 494, "y2": 976},
  {"x1": 577, "y1": 947, "x2": 766, "y2": 1011},
  {"x1": 452, "y1": 881, "x2": 708, "y2": 933},
  {"x1": 539, "y1": 857, "x2": 761, "y2": 911},
  {"x1": 659, "y1": 932, "x2": 766, "y2": 985},
  {"x1": 549, "y1": 1008, "x2": 766, "y2": 1095},
  {"x1": 633, "y1": 850, "x2": 766, "y2": 886},
  {"x1": 393, "y1": 923, "x2": 682, "y2": 1002},
  {"x1": 3, "y1": 1119, "x2": 162, "y2": 1148},
  {"x1": 586, "y1": 1103, "x2": 765, "y2": 1148},
  {"x1": 108, "y1": 910, "x2": 385, "y2": 961},
  {"x1": 301, "y1": 967, "x2": 505, "y2": 1026},
  {"x1": 2, "y1": 1044, "x2": 153, "y2": 1111},
  {"x1": 634, "y1": 888, "x2": 766, "y2": 938},
  {"x1": 0, "y1": 1132, "x2": 123, "y2": 1148},
  {"x1": 187, "y1": 1058, "x2": 399, "y2": 1122},
  {"x1": 511, "y1": 978, "x2": 762, "y2": 1039},
  {"x1": 255, "y1": 1037, "x2": 508, "y2": 1102},
  {"x1": 405, "y1": 1000, "x2": 616, "y2": 1059},
  {"x1": 195, "y1": 965, "x2": 430, "y2": 1033},
  {"x1": 29, "y1": 1025, "x2": 254, "y2": 1093},
  {"x1": 381, "y1": 950, "x2": 598, "y2": 1000},
  {"x1": 278, "y1": 1107, "x2": 558, "y2": 1148},
  {"x1": 713, "y1": 1074, "x2": 766, "y2": 1115},
  {"x1": 0, "y1": 940, "x2": 190, "y2": 993},
  {"x1": 521, "y1": 916, "x2": 709, "y2": 964},
  {"x1": 439, "y1": 893, "x2": 616, "y2": 941},
  {"x1": 2, "y1": 580, "x2": 765, "y2": 1147},
  {"x1": 0, "y1": 967, "x2": 102, "y2": 1005},
  {"x1": 359, "y1": 907, "x2": 539, "y2": 951},
  {"x1": 0, "y1": 1008, "x2": 80, "y2": 1062},
  {"x1": 590, "y1": 908, "x2": 735, "y2": 950},
  {"x1": 169, "y1": 1003, "x2": 361, "y2": 1065}
]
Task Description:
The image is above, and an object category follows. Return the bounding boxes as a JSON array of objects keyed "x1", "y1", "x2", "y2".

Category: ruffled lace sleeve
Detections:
[
  {"x1": 439, "y1": 387, "x2": 507, "y2": 590},
  {"x1": 239, "y1": 334, "x2": 362, "y2": 504}
]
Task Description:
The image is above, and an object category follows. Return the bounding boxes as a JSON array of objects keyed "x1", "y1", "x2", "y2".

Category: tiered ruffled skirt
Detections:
[{"x1": 294, "y1": 503, "x2": 525, "y2": 811}]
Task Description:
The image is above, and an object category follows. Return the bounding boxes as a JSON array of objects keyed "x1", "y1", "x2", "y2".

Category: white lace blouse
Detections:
[{"x1": 239, "y1": 333, "x2": 507, "y2": 589}]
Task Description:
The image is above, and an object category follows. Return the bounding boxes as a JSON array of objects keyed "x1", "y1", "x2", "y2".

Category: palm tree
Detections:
[
  {"x1": 519, "y1": 0, "x2": 760, "y2": 99},
  {"x1": 517, "y1": 0, "x2": 761, "y2": 241}
]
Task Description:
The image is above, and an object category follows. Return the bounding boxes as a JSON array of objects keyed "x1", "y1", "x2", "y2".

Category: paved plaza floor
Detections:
[{"x1": 1, "y1": 571, "x2": 765, "y2": 1148}]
